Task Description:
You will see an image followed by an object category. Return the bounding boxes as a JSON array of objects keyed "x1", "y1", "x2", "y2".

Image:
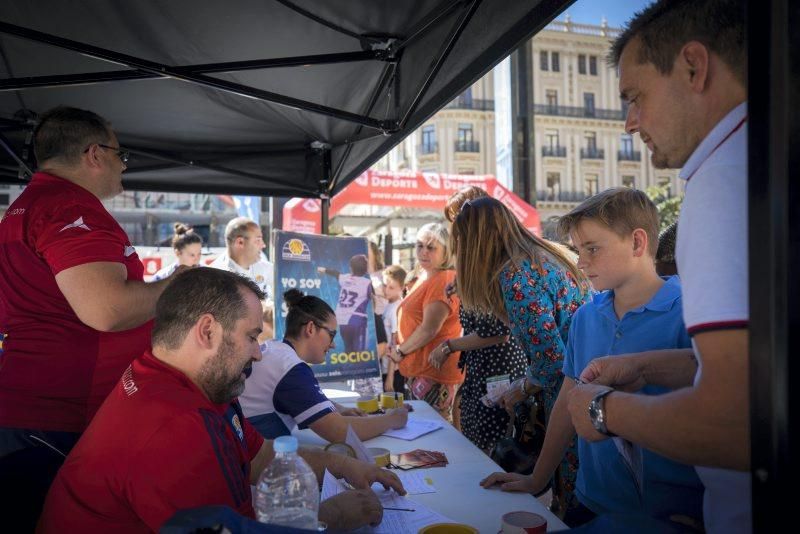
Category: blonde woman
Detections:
[
  {"x1": 389, "y1": 223, "x2": 462, "y2": 422},
  {"x1": 451, "y1": 197, "x2": 590, "y2": 513}
]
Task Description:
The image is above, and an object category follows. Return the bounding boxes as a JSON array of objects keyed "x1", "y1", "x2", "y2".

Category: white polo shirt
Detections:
[
  {"x1": 677, "y1": 101, "x2": 751, "y2": 534},
  {"x1": 209, "y1": 253, "x2": 273, "y2": 300}
]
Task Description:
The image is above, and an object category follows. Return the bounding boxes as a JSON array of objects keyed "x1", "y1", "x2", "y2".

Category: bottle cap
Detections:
[{"x1": 274, "y1": 435, "x2": 299, "y2": 453}]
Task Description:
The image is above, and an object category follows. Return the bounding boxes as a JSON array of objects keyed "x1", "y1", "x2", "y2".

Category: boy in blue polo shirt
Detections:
[{"x1": 482, "y1": 188, "x2": 703, "y2": 527}]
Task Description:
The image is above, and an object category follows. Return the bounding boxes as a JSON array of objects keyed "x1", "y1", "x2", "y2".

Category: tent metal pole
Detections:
[
  {"x1": 318, "y1": 146, "x2": 332, "y2": 235},
  {"x1": 330, "y1": 59, "x2": 400, "y2": 191},
  {"x1": 0, "y1": 50, "x2": 392, "y2": 92},
  {"x1": 0, "y1": 22, "x2": 393, "y2": 131},
  {"x1": 0, "y1": 131, "x2": 32, "y2": 179},
  {"x1": 398, "y1": 0, "x2": 482, "y2": 129},
  {"x1": 391, "y1": 0, "x2": 464, "y2": 52}
]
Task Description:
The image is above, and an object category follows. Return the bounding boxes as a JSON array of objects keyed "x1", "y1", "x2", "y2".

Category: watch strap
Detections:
[{"x1": 589, "y1": 388, "x2": 616, "y2": 437}]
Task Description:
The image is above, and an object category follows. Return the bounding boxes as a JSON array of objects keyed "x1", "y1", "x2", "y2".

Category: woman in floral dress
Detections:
[{"x1": 450, "y1": 196, "x2": 590, "y2": 514}]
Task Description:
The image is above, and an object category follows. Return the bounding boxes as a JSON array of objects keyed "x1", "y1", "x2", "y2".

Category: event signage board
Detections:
[{"x1": 272, "y1": 230, "x2": 381, "y2": 381}]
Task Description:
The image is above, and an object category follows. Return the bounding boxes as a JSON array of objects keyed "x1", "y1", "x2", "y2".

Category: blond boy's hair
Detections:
[
  {"x1": 557, "y1": 187, "x2": 660, "y2": 257},
  {"x1": 383, "y1": 264, "x2": 407, "y2": 287}
]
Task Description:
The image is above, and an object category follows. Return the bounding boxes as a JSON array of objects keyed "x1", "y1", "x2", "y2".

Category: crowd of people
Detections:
[{"x1": 0, "y1": 0, "x2": 751, "y2": 532}]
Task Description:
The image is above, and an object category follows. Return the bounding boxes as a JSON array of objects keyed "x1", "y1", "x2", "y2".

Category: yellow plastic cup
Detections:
[
  {"x1": 380, "y1": 392, "x2": 404, "y2": 409},
  {"x1": 355, "y1": 396, "x2": 379, "y2": 413},
  {"x1": 418, "y1": 523, "x2": 478, "y2": 534}
]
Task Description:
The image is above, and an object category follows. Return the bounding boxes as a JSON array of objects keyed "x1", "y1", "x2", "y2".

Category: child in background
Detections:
[
  {"x1": 258, "y1": 299, "x2": 274, "y2": 343},
  {"x1": 382, "y1": 264, "x2": 407, "y2": 394}
]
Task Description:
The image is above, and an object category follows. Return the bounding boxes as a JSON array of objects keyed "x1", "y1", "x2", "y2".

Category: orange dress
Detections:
[{"x1": 397, "y1": 270, "x2": 463, "y2": 385}]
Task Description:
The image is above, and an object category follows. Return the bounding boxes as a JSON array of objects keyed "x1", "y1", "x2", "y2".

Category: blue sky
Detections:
[{"x1": 555, "y1": 0, "x2": 653, "y2": 29}]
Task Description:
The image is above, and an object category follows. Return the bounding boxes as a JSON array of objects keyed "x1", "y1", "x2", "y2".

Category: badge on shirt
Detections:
[{"x1": 230, "y1": 413, "x2": 244, "y2": 442}]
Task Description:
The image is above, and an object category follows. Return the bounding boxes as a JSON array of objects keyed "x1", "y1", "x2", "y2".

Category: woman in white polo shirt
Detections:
[{"x1": 239, "y1": 289, "x2": 408, "y2": 443}]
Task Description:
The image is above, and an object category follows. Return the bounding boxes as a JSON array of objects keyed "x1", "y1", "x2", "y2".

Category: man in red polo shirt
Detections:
[
  {"x1": 0, "y1": 107, "x2": 185, "y2": 529},
  {"x1": 40, "y1": 268, "x2": 399, "y2": 533}
]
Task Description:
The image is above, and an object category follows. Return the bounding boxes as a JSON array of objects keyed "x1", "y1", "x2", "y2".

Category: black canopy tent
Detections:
[
  {"x1": 0, "y1": 0, "x2": 570, "y2": 201},
  {"x1": 0, "y1": 1, "x2": 797, "y2": 530}
]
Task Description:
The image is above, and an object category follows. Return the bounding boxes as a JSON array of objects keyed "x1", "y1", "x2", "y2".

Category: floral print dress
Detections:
[{"x1": 499, "y1": 258, "x2": 589, "y2": 511}]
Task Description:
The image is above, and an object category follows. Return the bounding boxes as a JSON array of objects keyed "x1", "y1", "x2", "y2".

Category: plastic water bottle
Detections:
[{"x1": 254, "y1": 435, "x2": 319, "y2": 529}]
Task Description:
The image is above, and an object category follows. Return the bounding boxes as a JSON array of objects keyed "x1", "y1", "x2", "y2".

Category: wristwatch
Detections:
[
  {"x1": 441, "y1": 340, "x2": 452, "y2": 355},
  {"x1": 588, "y1": 388, "x2": 616, "y2": 436},
  {"x1": 396, "y1": 346, "x2": 406, "y2": 359}
]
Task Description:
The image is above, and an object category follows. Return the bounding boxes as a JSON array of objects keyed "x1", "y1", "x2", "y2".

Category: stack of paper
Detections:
[{"x1": 382, "y1": 419, "x2": 443, "y2": 440}]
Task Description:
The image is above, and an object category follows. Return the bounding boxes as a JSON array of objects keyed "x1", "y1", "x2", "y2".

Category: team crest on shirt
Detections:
[
  {"x1": 231, "y1": 413, "x2": 244, "y2": 441},
  {"x1": 0, "y1": 332, "x2": 6, "y2": 355}
]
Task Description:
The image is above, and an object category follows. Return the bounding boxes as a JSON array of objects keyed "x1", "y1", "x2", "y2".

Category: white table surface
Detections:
[{"x1": 294, "y1": 400, "x2": 567, "y2": 532}]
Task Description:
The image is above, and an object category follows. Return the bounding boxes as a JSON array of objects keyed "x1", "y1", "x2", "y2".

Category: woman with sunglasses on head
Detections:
[
  {"x1": 239, "y1": 289, "x2": 408, "y2": 443},
  {"x1": 388, "y1": 223, "x2": 463, "y2": 423},
  {"x1": 429, "y1": 187, "x2": 530, "y2": 454},
  {"x1": 451, "y1": 197, "x2": 590, "y2": 514}
]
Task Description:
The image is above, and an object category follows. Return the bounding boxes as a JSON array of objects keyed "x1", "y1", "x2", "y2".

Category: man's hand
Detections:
[
  {"x1": 480, "y1": 472, "x2": 543, "y2": 494},
  {"x1": 319, "y1": 489, "x2": 383, "y2": 530},
  {"x1": 580, "y1": 354, "x2": 646, "y2": 392},
  {"x1": 386, "y1": 407, "x2": 409, "y2": 429},
  {"x1": 336, "y1": 457, "x2": 406, "y2": 495},
  {"x1": 567, "y1": 383, "x2": 613, "y2": 442},
  {"x1": 428, "y1": 342, "x2": 449, "y2": 369}
]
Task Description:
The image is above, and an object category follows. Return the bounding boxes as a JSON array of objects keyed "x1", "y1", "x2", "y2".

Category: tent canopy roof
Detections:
[{"x1": 0, "y1": 0, "x2": 570, "y2": 197}]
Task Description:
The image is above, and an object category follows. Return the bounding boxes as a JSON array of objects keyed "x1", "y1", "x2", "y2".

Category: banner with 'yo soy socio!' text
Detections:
[{"x1": 272, "y1": 230, "x2": 380, "y2": 382}]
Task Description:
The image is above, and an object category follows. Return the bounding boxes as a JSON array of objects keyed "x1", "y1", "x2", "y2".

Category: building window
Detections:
[
  {"x1": 545, "y1": 89, "x2": 558, "y2": 109},
  {"x1": 545, "y1": 129, "x2": 559, "y2": 149},
  {"x1": 458, "y1": 168, "x2": 476, "y2": 175},
  {"x1": 584, "y1": 92, "x2": 595, "y2": 117},
  {"x1": 457, "y1": 123, "x2": 474, "y2": 144},
  {"x1": 622, "y1": 175, "x2": 636, "y2": 188},
  {"x1": 589, "y1": 56, "x2": 598, "y2": 76},
  {"x1": 540, "y1": 50, "x2": 549, "y2": 71},
  {"x1": 578, "y1": 54, "x2": 587, "y2": 75},
  {"x1": 585, "y1": 132, "x2": 597, "y2": 152},
  {"x1": 620, "y1": 133, "x2": 634, "y2": 154},
  {"x1": 421, "y1": 125, "x2": 436, "y2": 154},
  {"x1": 585, "y1": 174, "x2": 599, "y2": 197},
  {"x1": 546, "y1": 172, "x2": 561, "y2": 201},
  {"x1": 462, "y1": 87, "x2": 473, "y2": 106},
  {"x1": 551, "y1": 52, "x2": 560, "y2": 72}
]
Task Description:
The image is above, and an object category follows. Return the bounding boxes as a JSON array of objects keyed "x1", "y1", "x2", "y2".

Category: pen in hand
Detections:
[{"x1": 384, "y1": 507, "x2": 415, "y2": 512}]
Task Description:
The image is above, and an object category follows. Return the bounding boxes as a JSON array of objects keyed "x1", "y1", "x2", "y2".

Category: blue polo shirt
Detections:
[{"x1": 563, "y1": 276, "x2": 703, "y2": 520}]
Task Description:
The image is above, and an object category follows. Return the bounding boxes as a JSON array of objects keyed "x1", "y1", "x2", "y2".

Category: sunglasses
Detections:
[{"x1": 84, "y1": 143, "x2": 130, "y2": 164}]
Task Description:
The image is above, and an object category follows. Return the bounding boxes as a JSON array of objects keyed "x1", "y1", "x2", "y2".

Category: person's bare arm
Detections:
[
  {"x1": 249, "y1": 440, "x2": 276, "y2": 485},
  {"x1": 308, "y1": 409, "x2": 408, "y2": 443},
  {"x1": 568, "y1": 329, "x2": 749, "y2": 470},
  {"x1": 390, "y1": 300, "x2": 450, "y2": 361},
  {"x1": 482, "y1": 380, "x2": 575, "y2": 493},
  {"x1": 55, "y1": 262, "x2": 183, "y2": 332},
  {"x1": 429, "y1": 332, "x2": 508, "y2": 369}
]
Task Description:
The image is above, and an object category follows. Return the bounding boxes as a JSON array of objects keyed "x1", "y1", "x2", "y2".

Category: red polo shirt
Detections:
[
  {"x1": 39, "y1": 350, "x2": 264, "y2": 533},
  {"x1": 0, "y1": 172, "x2": 152, "y2": 432}
]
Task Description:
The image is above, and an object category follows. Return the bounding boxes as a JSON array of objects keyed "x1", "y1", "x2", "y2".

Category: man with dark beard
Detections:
[{"x1": 39, "y1": 268, "x2": 403, "y2": 533}]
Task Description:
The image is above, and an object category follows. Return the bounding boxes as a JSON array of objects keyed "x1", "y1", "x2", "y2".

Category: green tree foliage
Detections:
[{"x1": 645, "y1": 184, "x2": 682, "y2": 233}]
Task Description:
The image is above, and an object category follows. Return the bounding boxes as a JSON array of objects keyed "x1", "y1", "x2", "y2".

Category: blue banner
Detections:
[
  {"x1": 233, "y1": 196, "x2": 260, "y2": 225},
  {"x1": 272, "y1": 231, "x2": 380, "y2": 382}
]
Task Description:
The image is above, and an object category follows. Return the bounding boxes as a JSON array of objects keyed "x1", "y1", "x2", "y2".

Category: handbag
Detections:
[{"x1": 489, "y1": 393, "x2": 546, "y2": 476}]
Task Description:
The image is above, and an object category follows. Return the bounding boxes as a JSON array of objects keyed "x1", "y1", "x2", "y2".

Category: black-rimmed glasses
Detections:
[
  {"x1": 84, "y1": 143, "x2": 130, "y2": 164},
  {"x1": 315, "y1": 323, "x2": 337, "y2": 342}
]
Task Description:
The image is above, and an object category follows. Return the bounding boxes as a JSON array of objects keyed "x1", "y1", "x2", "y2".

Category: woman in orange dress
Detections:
[{"x1": 389, "y1": 223, "x2": 463, "y2": 422}]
